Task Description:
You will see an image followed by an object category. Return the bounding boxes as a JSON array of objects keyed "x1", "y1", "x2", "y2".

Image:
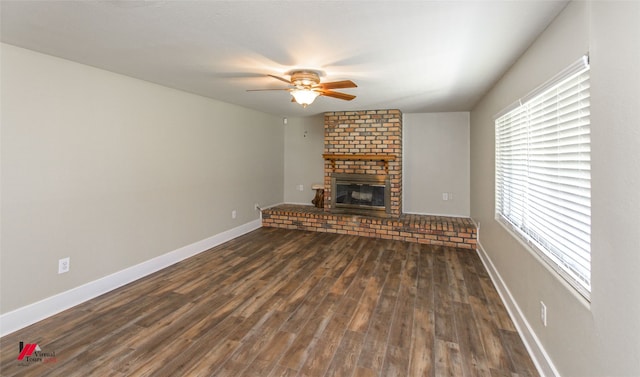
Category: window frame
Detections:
[{"x1": 494, "y1": 55, "x2": 591, "y2": 301}]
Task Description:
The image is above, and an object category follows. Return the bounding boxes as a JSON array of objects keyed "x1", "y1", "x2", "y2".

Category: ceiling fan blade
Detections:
[
  {"x1": 316, "y1": 80, "x2": 357, "y2": 90},
  {"x1": 268, "y1": 74, "x2": 292, "y2": 84},
  {"x1": 319, "y1": 90, "x2": 356, "y2": 101}
]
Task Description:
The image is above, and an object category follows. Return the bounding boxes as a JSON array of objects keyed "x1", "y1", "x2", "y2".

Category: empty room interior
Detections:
[{"x1": 1, "y1": 1, "x2": 639, "y2": 376}]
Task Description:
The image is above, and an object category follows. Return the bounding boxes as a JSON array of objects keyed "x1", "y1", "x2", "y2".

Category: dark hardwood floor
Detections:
[{"x1": 0, "y1": 227, "x2": 538, "y2": 377}]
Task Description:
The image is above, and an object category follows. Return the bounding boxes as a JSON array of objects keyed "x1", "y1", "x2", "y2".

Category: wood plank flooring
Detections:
[{"x1": 0, "y1": 228, "x2": 538, "y2": 377}]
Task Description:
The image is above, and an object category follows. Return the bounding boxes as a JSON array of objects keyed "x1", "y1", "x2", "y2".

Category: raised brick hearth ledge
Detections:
[{"x1": 262, "y1": 204, "x2": 477, "y2": 249}]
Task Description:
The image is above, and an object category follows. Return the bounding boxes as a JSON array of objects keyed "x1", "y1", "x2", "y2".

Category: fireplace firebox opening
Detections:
[{"x1": 330, "y1": 174, "x2": 390, "y2": 216}]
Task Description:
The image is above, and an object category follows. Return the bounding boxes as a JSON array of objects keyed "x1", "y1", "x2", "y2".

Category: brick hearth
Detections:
[{"x1": 262, "y1": 204, "x2": 477, "y2": 249}]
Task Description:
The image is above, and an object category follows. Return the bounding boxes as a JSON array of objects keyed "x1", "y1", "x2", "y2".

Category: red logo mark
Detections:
[{"x1": 17, "y1": 343, "x2": 39, "y2": 360}]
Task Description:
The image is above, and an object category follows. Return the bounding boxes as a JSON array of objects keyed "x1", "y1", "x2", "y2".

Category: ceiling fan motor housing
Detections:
[{"x1": 291, "y1": 71, "x2": 321, "y2": 88}]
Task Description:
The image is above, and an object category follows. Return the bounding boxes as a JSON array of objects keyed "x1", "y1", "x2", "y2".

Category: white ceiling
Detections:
[{"x1": 1, "y1": 1, "x2": 567, "y2": 117}]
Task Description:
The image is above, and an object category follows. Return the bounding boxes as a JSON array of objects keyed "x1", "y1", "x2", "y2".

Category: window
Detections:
[{"x1": 495, "y1": 56, "x2": 591, "y2": 300}]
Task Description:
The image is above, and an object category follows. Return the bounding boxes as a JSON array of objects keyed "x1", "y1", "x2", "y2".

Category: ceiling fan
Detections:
[{"x1": 248, "y1": 70, "x2": 357, "y2": 108}]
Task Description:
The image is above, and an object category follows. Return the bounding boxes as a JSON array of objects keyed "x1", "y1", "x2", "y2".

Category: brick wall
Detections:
[{"x1": 323, "y1": 109, "x2": 402, "y2": 216}]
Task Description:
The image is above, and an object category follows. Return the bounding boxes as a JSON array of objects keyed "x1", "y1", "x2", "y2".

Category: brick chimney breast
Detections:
[{"x1": 323, "y1": 110, "x2": 402, "y2": 217}]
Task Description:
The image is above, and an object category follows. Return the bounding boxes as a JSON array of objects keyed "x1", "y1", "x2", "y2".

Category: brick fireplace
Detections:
[
  {"x1": 262, "y1": 108, "x2": 477, "y2": 248},
  {"x1": 323, "y1": 109, "x2": 402, "y2": 217}
]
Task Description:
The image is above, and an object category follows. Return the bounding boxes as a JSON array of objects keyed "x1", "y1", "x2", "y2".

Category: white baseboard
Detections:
[
  {"x1": 401, "y1": 210, "x2": 471, "y2": 218},
  {"x1": 0, "y1": 219, "x2": 262, "y2": 337},
  {"x1": 282, "y1": 202, "x2": 314, "y2": 207},
  {"x1": 476, "y1": 240, "x2": 560, "y2": 377}
]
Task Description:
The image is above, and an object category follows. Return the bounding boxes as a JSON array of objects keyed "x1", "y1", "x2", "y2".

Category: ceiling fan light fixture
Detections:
[
  {"x1": 291, "y1": 89, "x2": 320, "y2": 108},
  {"x1": 248, "y1": 70, "x2": 356, "y2": 106}
]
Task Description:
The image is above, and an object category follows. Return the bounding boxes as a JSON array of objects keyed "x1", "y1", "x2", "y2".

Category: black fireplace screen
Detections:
[
  {"x1": 335, "y1": 183, "x2": 385, "y2": 208},
  {"x1": 331, "y1": 173, "x2": 390, "y2": 214}
]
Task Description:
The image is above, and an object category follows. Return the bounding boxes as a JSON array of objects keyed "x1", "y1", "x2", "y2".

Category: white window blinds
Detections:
[{"x1": 495, "y1": 56, "x2": 591, "y2": 299}]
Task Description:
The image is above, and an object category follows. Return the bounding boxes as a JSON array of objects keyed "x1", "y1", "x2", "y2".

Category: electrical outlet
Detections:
[
  {"x1": 58, "y1": 257, "x2": 70, "y2": 274},
  {"x1": 231, "y1": 210, "x2": 237, "y2": 219},
  {"x1": 442, "y1": 192, "x2": 449, "y2": 201},
  {"x1": 297, "y1": 184, "x2": 304, "y2": 191},
  {"x1": 540, "y1": 301, "x2": 547, "y2": 327},
  {"x1": 254, "y1": 203, "x2": 260, "y2": 211}
]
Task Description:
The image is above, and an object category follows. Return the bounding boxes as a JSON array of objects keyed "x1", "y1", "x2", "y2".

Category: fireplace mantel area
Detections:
[
  {"x1": 321, "y1": 110, "x2": 403, "y2": 217},
  {"x1": 262, "y1": 109, "x2": 477, "y2": 248}
]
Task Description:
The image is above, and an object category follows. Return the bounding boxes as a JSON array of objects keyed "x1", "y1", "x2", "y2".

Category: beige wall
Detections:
[
  {"x1": 283, "y1": 115, "x2": 324, "y2": 205},
  {"x1": 1, "y1": 44, "x2": 284, "y2": 313},
  {"x1": 404, "y1": 112, "x2": 470, "y2": 217},
  {"x1": 283, "y1": 112, "x2": 471, "y2": 217},
  {"x1": 470, "y1": 2, "x2": 640, "y2": 376}
]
